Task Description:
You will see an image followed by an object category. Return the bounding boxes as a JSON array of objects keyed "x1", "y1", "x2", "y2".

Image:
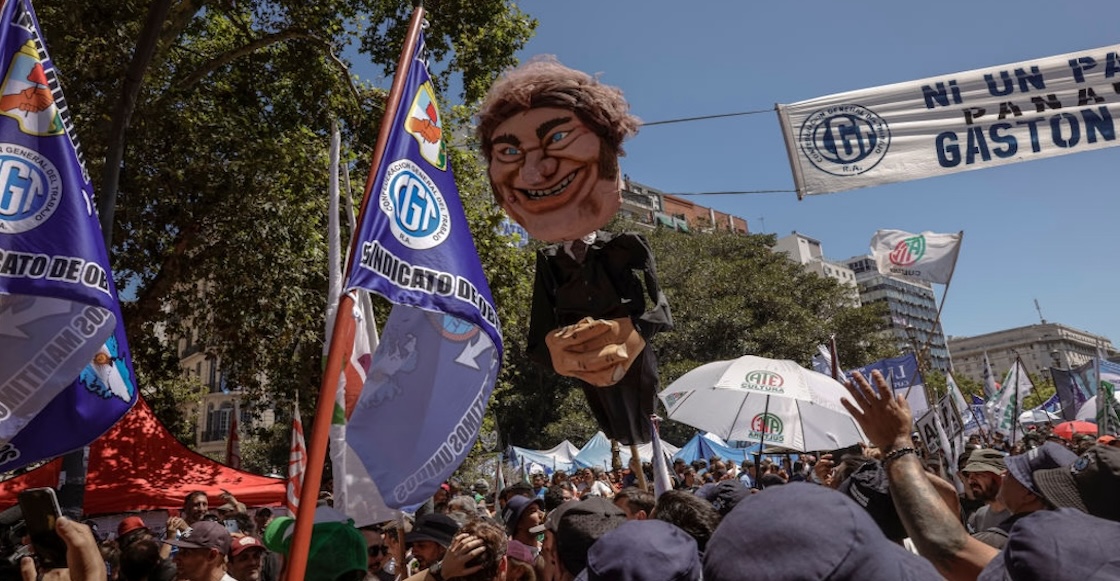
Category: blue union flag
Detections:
[
  {"x1": 339, "y1": 31, "x2": 502, "y2": 524},
  {"x1": 0, "y1": 0, "x2": 135, "y2": 472}
]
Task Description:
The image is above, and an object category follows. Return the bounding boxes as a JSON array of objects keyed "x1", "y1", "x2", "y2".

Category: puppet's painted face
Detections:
[{"x1": 488, "y1": 107, "x2": 621, "y2": 242}]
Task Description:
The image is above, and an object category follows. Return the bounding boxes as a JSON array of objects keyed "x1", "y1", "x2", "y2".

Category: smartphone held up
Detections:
[{"x1": 17, "y1": 487, "x2": 67, "y2": 569}]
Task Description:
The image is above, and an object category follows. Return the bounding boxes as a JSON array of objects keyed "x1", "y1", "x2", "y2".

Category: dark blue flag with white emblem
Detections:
[
  {"x1": 341, "y1": 31, "x2": 502, "y2": 523},
  {"x1": 0, "y1": 0, "x2": 136, "y2": 472}
]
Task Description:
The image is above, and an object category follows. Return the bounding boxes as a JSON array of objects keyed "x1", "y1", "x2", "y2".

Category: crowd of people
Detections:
[{"x1": 8, "y1": 370, "x2": 1120, "y2": 580}]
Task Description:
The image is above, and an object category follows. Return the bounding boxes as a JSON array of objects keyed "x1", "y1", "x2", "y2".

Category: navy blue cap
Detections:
[
  {"x1": 1034, "y1": 445, "x2": 1120, "y2": 521},
  {"x1": 1005, "y1": 442, "x2": 1078, "y2": 496},
  {"x1": 404, "y1": 513, "x2": 459, "y2": 548},
  {"x1": 977, "y1": 508, "x2": 1120, "y2": 580},
  {"x1": 696, "y1": 480, "x2": 750, "y2": 517},
  {"x1": 502, "y1": 494, "x2": 544, "y2": 536},
  {"x1": 703, "y1": 483, "x2": 941, "y2": 581},
  {"x1": 553, "y1": 497, "x2": 626, "y2": 576},
  {"x1": 578, "y1": 520, "x2": 700, "y2": 581}
]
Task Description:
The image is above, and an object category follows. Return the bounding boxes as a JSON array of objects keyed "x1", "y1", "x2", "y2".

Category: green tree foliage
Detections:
[
  {"x1": 492, "y1": 226, "x2": 898, "y2": 449},
  {"x1": 34, "y1": 0, "x2": 536, "y2": 443}
]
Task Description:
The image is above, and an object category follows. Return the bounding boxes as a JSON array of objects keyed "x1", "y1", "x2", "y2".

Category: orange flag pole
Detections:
[{"x1": 282, "y1": 3, "x2": 426, "y2": 579}]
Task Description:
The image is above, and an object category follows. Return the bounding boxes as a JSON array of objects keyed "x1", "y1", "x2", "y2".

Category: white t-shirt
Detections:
[{"x1": 584, "y1": 480, "x2": 613, "y2": 498}]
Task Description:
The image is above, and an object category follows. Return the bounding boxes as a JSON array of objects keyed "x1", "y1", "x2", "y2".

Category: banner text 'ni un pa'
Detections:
[{"x1": 777, "y1": 45, "x2": 1120, "y2": 197}]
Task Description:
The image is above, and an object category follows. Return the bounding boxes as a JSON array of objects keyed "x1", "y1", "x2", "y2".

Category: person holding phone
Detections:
[{"x1": 17, "y1": 515, "x2": 107, "y2": 581}]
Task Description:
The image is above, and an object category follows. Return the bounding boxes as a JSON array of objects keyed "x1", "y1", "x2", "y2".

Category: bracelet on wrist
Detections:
[{"x1": 881, "y1": 446, "x2": 919, "y2": 466}]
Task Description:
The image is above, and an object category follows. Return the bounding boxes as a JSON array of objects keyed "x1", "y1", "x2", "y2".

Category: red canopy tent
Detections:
[{"x1": 0, "y1": 396, "x2": 284, "y2": 515}]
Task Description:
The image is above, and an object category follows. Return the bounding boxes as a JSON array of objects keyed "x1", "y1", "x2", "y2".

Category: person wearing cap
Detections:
[
  {"x1": 960, "y1": 448, "x2": 1010, "y2": 533},
  {"x1": 972, "y1": 441, "x2": 1078, "y2": 548},
  {"x1": 228, "y1": 533, "x2": 267, "y2": 581},
  {"x1": 975, "y1": 508, "x2": 1120, "y2": 581},
  {"x1": 502, "y1": 495, "x2": 544, "y2": 559},
  {"x1": 165, "y1": 520, "x2": 234, "y2": 581},
  {"x1": 703, "y1": 483, "x2": 942, "y2": 581},
  {"x1": 402, "y1": 520, "x2": 505, "y2": 581},
  {"x1": 217, "y1": 491, "x2": 247, "y2": 518},
  {"x1": 1033, "y1": 444, "x2": 1120, "y2": 522},
  {"x1": 581, "y1": 520, "x2": 700, "y2": 581},
  {"x1": 260, "y1": 508, "x2": 367, "y2": 581},
  {"x1": 405, "y1": 513, "x2": 460, "y2": 570},
  {"x1": 534, "y1": 497, "x2": 627, "y2": 581},
  {"x1": 504, "y1": 538, "x2": 536, "y2": 571},
  {"x1": 117, "y1": 516, "x2": 150, "y2": 547}
]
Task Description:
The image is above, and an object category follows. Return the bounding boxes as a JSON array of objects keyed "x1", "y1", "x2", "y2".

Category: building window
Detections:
[{"x1": 203, "y1": 401, "x2": 234, "y2": 442}]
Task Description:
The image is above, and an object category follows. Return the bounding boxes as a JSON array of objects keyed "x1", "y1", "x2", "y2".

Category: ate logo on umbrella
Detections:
[
  {"x1": 742, "y1": 370, "x2": 785, "y2": 393},
  {"x1": 750, "y1": 413, "x2": 784, "y2": 441}
]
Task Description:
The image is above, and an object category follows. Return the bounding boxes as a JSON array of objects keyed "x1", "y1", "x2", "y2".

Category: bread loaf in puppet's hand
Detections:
[{"x1": 545, "y1": 317, "x2": 646, "y2": 387}]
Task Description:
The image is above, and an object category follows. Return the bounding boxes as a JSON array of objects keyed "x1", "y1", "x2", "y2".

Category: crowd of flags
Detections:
[
  {"x1": 6, "y1": 0, "x2": 1120, "y2": 556},
  {"x1": 941, "y1": 354, "x2": 1120, "y2": 443}
]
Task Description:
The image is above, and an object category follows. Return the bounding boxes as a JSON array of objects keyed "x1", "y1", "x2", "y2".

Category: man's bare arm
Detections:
[{"x1": 841, "y1": 371, "x2": 997, "y2": 581}]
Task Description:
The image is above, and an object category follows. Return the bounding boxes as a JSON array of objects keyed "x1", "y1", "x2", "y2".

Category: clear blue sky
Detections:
[
  {"x1": 358, "y1": 1, "x2": 1120, "y2": 347},
  {"x1": 504, "y1": 0, "x2": 1120, "y2": 347}
]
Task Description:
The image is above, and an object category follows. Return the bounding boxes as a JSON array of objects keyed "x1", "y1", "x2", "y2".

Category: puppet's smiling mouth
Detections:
[{"x1": 521, "y1": 170, "x2": 578, "y2": 200}]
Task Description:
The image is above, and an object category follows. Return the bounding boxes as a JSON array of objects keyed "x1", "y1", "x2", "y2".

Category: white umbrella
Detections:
[
  {"x1": 1019, "y1": 408, "x2": 1060, "y2": 426},
  {"x1": 1075, "y1": 391, "x2": 1120, "y2": 422},
  {"x1": 658, "y1": 355, "x2": 867, "y2": 452}
]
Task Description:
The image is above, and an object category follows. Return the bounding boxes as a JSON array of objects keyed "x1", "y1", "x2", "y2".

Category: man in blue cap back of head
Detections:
[
  {"x1": 577, "y1": 519, "x2": 700, "y2": 581},
  {"x1": 703, "y1": 483, "x2": 941, "y2": 580},
  {"x1": 977, "y1": 508, "x2": 1120, "y2": 580},
  {"x1": 973, "y1": 441, "x2": 1079, "y2": 549}
]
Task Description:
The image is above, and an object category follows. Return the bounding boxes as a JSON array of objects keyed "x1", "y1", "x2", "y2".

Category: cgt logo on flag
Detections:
[
  {"x1": 379, "y1": 160, "x2": 451, "y2": 251},
  {"x1": 797, "y1": 104, "x2": 891, "y2": 177},
  {"x1": 742, "y1": 370, "x2": 784, "y2": 393},
  {"x1": 889, "y1": 235, "x2": 926, "y2": 267}
]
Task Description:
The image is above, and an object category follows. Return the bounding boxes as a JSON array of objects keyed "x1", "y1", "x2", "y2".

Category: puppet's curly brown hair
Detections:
[{"x1": 475, "y1": 56, "x2": 640, "y2": 180}]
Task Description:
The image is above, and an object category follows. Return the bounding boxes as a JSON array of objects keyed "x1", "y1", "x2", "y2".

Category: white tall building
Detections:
[
  {"x1": 845, "y1": 255, "x2": 951, "y2": 372},
  {"x1": 772, "y1": 232, "x2": 861, "y2": 306}
]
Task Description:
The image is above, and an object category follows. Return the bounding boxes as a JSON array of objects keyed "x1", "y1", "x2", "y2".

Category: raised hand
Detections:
[{"x1": 840, "y1": 370, "x2": 913, "y2": 452}]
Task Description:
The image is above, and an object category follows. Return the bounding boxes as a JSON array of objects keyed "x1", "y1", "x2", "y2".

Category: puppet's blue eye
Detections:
[
  {"x1": 549, "y1": 131, "x2": 568, "y2": 144},
  {"x1": 499, "y1": 145, "x2": 521, "y2": 156}
]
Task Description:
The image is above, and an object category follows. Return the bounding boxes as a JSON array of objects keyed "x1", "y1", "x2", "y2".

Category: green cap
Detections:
[{"x1": 262, "y1": 516, "x2": 365, "y2": 581}]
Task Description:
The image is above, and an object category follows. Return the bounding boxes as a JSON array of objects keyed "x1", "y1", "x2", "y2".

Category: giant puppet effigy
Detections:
[{"x1": 477, "y1": 57, "x2": 671, "y2": 444}]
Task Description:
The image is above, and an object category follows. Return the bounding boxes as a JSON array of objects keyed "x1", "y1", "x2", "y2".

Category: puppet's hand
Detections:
[{"x1": 545, "y1": 317, "x2": 645, "y2": 387}]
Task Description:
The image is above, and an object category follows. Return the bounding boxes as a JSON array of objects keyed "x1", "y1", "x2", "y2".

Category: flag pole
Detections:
[
  {"x1": 1011, "y1": 356, "x2": 1026, "y2": 448},
  {"x1": 918, "y1": 230, "x2": 963, "y2": 393},
  {"x1": 282, "y1": 4, "x2": 425, "y2": 580},
  {"x1": 828, "y1": 334, "x2": 840, "y2": 381}
]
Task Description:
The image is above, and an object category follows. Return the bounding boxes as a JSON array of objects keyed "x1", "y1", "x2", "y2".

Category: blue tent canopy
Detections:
[
  {"x1": 572, "y1": 432, "x2": 681, "y2": 470},
  {"x1": 508, "y1": 440, "x2": 581, "y2": 474},
  {"x1": 673, "y1": 433, "x2": 761, "y2": 464}
]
